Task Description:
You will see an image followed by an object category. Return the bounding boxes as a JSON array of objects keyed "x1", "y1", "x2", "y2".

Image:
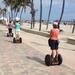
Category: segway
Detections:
[
  {"x1": 45, "y1": 39, "x2": 63, "y2": 66},
  {"x1": 13, "y1": 37, "x2": 22, "y2": 43},
  {"x1": 13, "y1": 32, "x2": 22, "y2": 43},
  {"x1": 7, "y1": 32, "x2": 13, "y2": 37},
  {"x1": 45, "y1": 54, "x2": 63, "y2": 66},
  {"x1": 7, "y1": 28, "x2": 13, "y2": 37}
]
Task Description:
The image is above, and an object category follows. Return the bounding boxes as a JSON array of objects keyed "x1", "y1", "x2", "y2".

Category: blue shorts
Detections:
[{"x1": 48, "y1": 39, "x2": 59, "y2": 50}]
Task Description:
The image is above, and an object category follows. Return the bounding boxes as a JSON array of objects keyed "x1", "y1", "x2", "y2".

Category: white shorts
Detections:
[
  {"x1": 16, "y1": 29, "x2": 20, "y2": 31},
  {"x1": 16, "y1": 29, "x2": 20, "y2": 35}
]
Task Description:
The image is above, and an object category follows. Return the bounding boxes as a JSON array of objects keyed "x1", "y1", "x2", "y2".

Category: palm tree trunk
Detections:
[
  {"x1": 39, "y1": 0, "x2": 42, "y2": 31},
  {"x1": 9, "y1": 12, "x2": 10, "y2": 21},
  {"x1": 15, "y1": 10, "x2": 18, "y2": 18},
  {"x1": 20, "y1": 7, "x2": 23, "y2": 20},
  {"x1": 3, "y1": 13, "x2": 4, "y2": 20},
  {"x1": 11, "y1": 7, "x2": 13, "y2": 20},
  {"x1": 72, "y1": 25, "x2": 75, "y2": 33},
  {"x1": 72, "y1": 21, "x2": 75, "y2": 33},
  {"x1": 32, "y1": 4, "x2": 35, "y2": 28},
  {"x1": 31, "y1": 0, "x2": 35, "y2": 29},
  {"x1": 31, "y1": 0, "x2": 33, "y2": 29},
  {"x1": 46, "y1": 0, "x2": 52, "y2": 30},
  {"x1": 58, "y1": 0, "x2": 65, "y2": 29},
  {"x1": 13, "y1": 9, "x2": 16, "y2": 19}
]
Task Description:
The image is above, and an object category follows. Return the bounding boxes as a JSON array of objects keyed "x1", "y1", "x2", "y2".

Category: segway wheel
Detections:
[
  {"x1": 7, "y1": 33, "x2": 9, "y2": 37},
  {"x1": 45, "y1": 54, "x2": 52, "y2": 66},
  {"x1": 11, "y1": 33, "x2": 13, "y2": 37},
  {"x1": 13, "y1": 37, "x2": 16, "y2": 43},
  {"x1": 20, "y1": 37, "x2": 22, "y2": 43},
  {"x1": 58, "y1": 54, "x2": 63, "y2": 65}
]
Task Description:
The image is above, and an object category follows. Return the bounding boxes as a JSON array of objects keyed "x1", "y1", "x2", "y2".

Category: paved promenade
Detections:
[{"x1": 0, "y1": 24, "x2": 75, "y2": 75}]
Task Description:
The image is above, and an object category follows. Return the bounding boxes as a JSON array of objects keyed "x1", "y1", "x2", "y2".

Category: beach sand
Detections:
[{"x1": 21, "y1": 22, "x2": 75, "y2": 38}]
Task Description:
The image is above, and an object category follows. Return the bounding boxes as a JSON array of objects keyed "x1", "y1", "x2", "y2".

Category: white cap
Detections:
[
  {"x1": 16, "y1": 17, "x2": 20, "y2": 21},
  {"x1": 53, "y1": 22, "x2": 58, "y2": 25}
]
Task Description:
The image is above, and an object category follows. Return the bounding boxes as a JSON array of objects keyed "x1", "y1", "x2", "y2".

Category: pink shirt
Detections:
[
  {"x1": 8, "y1": 23, "x2": 13, "y2": 29},
  {"x1": 50, "y1": 28, "x2": 59, "y2": 40}
]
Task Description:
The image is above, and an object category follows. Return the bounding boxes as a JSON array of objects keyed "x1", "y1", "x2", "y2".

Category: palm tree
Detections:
[
  {"x1": 0, "y1": 8, "x2": 2, "y2": 16},
  {"x1": 19, "y1": 7, "x2": 24, "y2": 20},
  {"x1": 4, "y1": 0, "x2": 31, "y2": 20},
  {"x1": 0, "y1": 8, "x2": 7, "y2": 20},
  {"x1": 58, "y1": 0, "x2": 65, "y2": 29},
  {"x1": 19, "y1": 0, "x2": 31, "y2": 20},
  {"x1": 0, "y1": 8, "x2": 2, "y2": 17},
  {"x1": 4, "y1": 0, "x2": 17, "y2": 20},
  {"x1": 39, "y1": 0, "x2": 42, "y2": 31},
  {"x1": 13, "y1": 0, "x2": 25, "y2": 20},
  {"x1": 2, "y1": 8, "x2": 7, "y2": 19},
  {"x1": 46, "y1": 0, "x2": 52, "y2": 30}
]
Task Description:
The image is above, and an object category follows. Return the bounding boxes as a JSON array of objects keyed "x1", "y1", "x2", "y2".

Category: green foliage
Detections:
[{"x1": 3, "y1": 0, "x2": 31, "y2": 20}]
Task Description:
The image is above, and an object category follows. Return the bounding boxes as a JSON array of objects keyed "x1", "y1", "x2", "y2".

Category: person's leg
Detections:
[
  {"x1": 10, "y1": 28, "x2": 12, "y2": 33},
  {"x1": 55, "y1": 40, "x2": 59, "y2": 56},
  {"x1": 54, "y1": 40, "x2": 59, "y2": 61},
  {"x1": 50, "y1": 40, "x2": 57, "y2": 58},
  {"x1": 51, "y1": 49, "x2": 57, "y2": 62},
  {"x1": 9, "y1": 28, "x2": 12, "y2": 33},
  {"x1": 16, "y1": 31, "x2": 19, "y2": 39},
  {"x1": 16, "y1": 31, "x2": 20, "y2": 39},
  {"x1": 51, "y1": 50, "x2": 57, "y2": 58},
  {"x1": 9, "y1": 28, "x2": 11, "y2": 33}
]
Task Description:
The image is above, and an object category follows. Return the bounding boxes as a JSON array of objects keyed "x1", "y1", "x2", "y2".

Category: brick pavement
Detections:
[{"x1": 0, "y1": 24, "x2": 75, "y2": 75}]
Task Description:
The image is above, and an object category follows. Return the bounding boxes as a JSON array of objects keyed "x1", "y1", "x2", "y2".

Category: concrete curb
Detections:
[
  {"x1": 21, "y1": 28, "x2": 49, "y2": 38},
  {"x1": 21, "y1": 28, "x2": 75, "y2": 45},
  {"x1": 67, "y1": 37, "x2": 75, "y2": 45}
]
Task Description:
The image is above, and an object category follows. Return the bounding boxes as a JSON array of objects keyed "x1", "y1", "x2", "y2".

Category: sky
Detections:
[
  {"x1": 0, "y1": 0, "x2": 75, "y2": 21},
  {"x1": 22, "y1": 0, "x2": 75, "y2": 21}
]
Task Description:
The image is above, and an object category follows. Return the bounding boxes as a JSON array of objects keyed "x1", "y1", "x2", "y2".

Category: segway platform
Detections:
[
  {"x1": 45, "y1": 54, "x2": 63, "y2": 66},
  {"x1": 13, "y1": 37, "x2": 22, "y2": 43},
  {"x1": 7, "y1": 33, "x2": 13, "y2": 37}
]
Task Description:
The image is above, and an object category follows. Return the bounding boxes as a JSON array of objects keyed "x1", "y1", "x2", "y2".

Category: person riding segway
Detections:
[
  {"x1": 7, "y1": 20, "x2": 13, "y2": 37},
  {"x1": 45, "y1": 22, "x2": 63, "y2": 66},
  {"x1": 13, "y1": 18, "x2": 22, "y2": 43}
]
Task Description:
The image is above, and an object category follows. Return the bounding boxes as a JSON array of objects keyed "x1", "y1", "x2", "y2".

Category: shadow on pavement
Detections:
[
  {"x1": 31, "y1": 41, "x2": 47, "y2": 46},
  {"x1": 26, "y1": 56, "x2": 45, "y2": 65},
  {"x1": 7, "y1": 40, "x2": 13, "y2": 43}
]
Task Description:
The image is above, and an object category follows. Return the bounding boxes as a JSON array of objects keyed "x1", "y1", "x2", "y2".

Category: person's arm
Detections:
[
  {"x1": 7, "y1": 23, "x2": 10, "y2": 28},
  {"x1": 12, "y1": 23, "x2": 15, "y2": 28},
  {"x1": 50, "y1": 30, "x2": 52, "y2": 39}
]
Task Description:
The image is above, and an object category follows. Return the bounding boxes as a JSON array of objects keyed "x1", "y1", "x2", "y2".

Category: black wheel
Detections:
[
  {"x1": 11, "y1": 33, "x2": 13, "y2": 37},
  {"x1": 13, "y1": 37, "x2": 16, "y2": 43},
  {"x1": 45, "y1": 54, "x2": 52, "y2": 66},
  {"x1": 58, "y1": 54, "x2": 63, "y2": 65},
  {"x1": 7, "y1": 33, "x2": 9, "y2": 37},
  {"x1": 20, "y1": 37, "x2": 22, "y2": 43},
  {"x1": 48, "y1": 39, "x2": 51, "y2": 47}
]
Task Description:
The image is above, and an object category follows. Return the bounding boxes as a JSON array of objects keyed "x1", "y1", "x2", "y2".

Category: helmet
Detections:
[
  {"x1": 16, "y1": 17, "x2": 20, "y2": 21},
  {"x1": 53, "y1": 22, "x2": 58, "y2": 28},
  {"x1": 53, "y1": 22, "x2": 58, "y2": 25}
]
